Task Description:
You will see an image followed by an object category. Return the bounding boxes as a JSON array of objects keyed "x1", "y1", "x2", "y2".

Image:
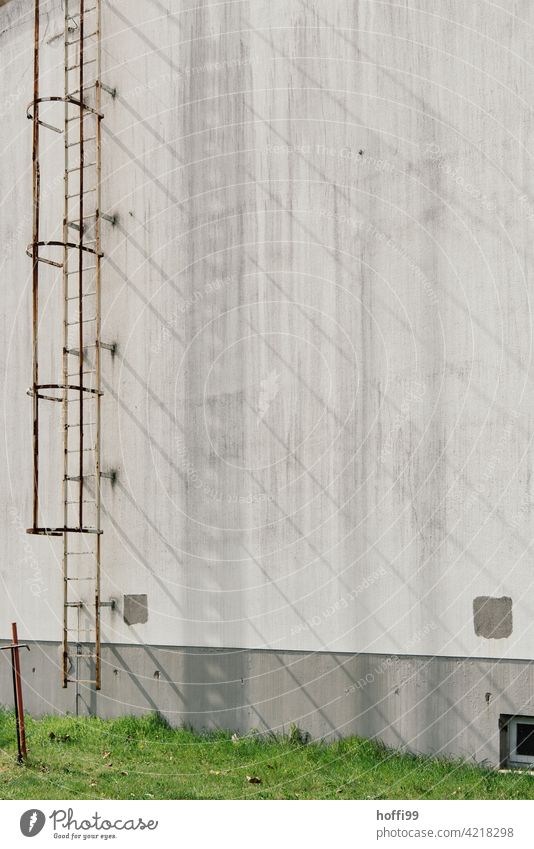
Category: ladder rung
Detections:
[
  {"x1": 66, "y1": 577, "x2": 95, "y2": 581},
  {"x1": 65, "y1": 602, "x2": 84, "y2": 608},
  {"x1": 66, "y1": 421, "x2": 96, "y2": 427},
  {"x1": 66, "y1": 317, "x2": 96, "y2": 325},
  {"x1": 66, "y1": 499, "x2": 96, "y2": 504},
  {"x1": 67, "y1": 59, "x2": 97, "y2": 71},
  {"x1": 67, "y1": 161, "x2": 96, "y2": 173},
  {"x1": 66, "y1": 267, "x2": 97, "y2": 274},
  {"x1": 66, "y1": 85, "x2": 98, "y2": 98},
  {"x1": 68, "y1": 216, "x2": 96, "y2": 225},
  {"x1": 67, "y1": 137, "x2": 96, "y2": 147},
  {"x1": 65, "y1": 106, "x2": 98, "y2": 122},
  {"x1": 66, "y1": 345, "x2": 98, "y2": 352},
  {"x1": 67, "y1": 293, "x2": 96, "y2": 301},
  {"x1": 65, "y1": 475, "x2": 97, "y2": 482},
  {"x1": 67, "y1": 447, "x2": 96, "y2": 453},
  {"x1": 67, "y1": 187, "x2": 96, "y2": 198},
  {"x1": 66, "y1": 363, "x2": 96, "y2": 369},
  {"x1": 65, "y1": 679, "x2": 98, "y2": 684},
  {"x1": 66, "y1": 31, "x2": 98, "y2": 44}
]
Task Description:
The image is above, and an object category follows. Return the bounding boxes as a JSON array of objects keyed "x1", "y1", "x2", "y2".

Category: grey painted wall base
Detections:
[{"x1": 2, "y1": 643, "x2": 534, "y2": 767}]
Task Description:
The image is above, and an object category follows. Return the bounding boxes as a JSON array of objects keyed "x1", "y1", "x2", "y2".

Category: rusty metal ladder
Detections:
[
  {"x1": 62, "y1": 0, "x2": 103, "y2": 692},
  {"x1": 27, "y1": 0, "x2": 114, "y2": 694}
]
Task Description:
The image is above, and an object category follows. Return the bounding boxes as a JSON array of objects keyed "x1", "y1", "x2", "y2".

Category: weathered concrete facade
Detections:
[
  {"x1": 1, "y1": 0, "x2": 534, "y2": 765},
  {"x1": 5, "y1": 642, "x2": 534, "y2": 766}
]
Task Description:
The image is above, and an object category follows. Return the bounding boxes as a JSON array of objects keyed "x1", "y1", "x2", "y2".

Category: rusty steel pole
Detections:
[
  {"x1": 31, "y1": 0, "x2": 41, "y2": 530},
  {"x1": 11, "y1": 623, "x2": 28, "y2": 762},
  {"x1": 1, "y1": 624, "x2": 30, "y2": 764}
]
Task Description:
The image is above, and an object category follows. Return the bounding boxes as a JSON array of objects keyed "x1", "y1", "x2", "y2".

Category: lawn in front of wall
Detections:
[{"x1": 0, "y1": 710, "x2": 533, "y2": 800}]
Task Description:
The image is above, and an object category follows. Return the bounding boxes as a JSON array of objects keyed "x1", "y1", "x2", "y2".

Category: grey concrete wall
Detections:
[
  {"x1": 1, "y1": 0, "x2": 534, "y2": 758},
  {"x1": 3, "y1": 641, "x2": 534, "y2": 766}
]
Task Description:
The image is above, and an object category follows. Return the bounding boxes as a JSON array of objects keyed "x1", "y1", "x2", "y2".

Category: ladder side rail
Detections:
[
  {"x1": 62, "y1": 0, "x2": 71, "y2": 689},
  {"x1": 31, "y1": 0, "x2": 41, "y2": 530},
  {"x1": 94, "y1": 0, "x2": 102, "y2": 690},
  {"x1": 77, "y1": 0, "x2": 86, "y2": 529}
]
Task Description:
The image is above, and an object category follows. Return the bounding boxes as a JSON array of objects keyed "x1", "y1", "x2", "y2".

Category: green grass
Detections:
[{"x1": 0, "y1": 710, "x2": 533, "y2": 799}]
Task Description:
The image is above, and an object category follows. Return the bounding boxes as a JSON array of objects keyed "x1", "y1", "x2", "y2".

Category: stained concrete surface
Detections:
[
  {"x1": 473, "y1": 597, "x2": 513, "y2": 640},
  {"x1": 2, "y1": 641, "x2": 534, "y2": 766},
  {"x1": 1, "y1": 0, "x2": 534, "y2": 760}
]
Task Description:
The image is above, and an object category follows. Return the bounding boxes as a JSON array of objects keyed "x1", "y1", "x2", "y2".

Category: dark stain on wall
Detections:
[
  {"x1": 473, "y1": 596, "x2": 512, "y2": 639},
  {"x1": 123, "y1": 594, "x2": 148, "y2": 626}
]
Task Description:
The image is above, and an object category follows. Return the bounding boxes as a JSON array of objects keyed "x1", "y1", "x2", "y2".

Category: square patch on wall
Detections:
[
  {"x1": 473, "y1": 596, "x2": 512, "y2": 639},
  {"x1": 123, "y1": 594, "x2": 148, "y2": 626}
]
